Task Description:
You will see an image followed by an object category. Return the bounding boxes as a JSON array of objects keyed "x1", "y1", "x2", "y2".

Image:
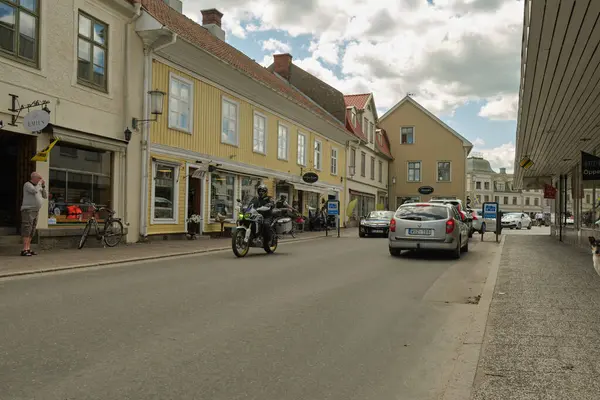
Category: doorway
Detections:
[
  {"x1": 187, "y1": 167, "x2": 203, "y2": 235},
  {"x1": 0, "y1": 131, "x2": 36, "y2": 232}
]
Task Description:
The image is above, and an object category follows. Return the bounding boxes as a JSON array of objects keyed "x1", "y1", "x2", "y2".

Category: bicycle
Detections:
[{"x1": 78, "y1": 203, "x2": 124, "y2": 249}]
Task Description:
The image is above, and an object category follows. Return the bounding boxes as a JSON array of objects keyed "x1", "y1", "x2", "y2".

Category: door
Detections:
[{"x1": 187, "y1": 167, "x2": 203, "y2": 233}]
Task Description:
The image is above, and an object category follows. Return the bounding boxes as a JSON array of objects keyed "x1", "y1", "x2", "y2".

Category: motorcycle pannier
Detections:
[{"x1": 275, "y1": 217, "x2": 293, "y2": 234}]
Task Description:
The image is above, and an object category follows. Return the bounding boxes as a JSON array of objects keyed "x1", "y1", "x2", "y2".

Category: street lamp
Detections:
[{"x1": 132, "y1": 89, "x2": 166, "y2": 130}]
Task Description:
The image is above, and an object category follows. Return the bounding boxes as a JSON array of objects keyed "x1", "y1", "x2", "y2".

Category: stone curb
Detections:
[{"x1": 0, "y1": 234, "x2": 332, "y2": 280}]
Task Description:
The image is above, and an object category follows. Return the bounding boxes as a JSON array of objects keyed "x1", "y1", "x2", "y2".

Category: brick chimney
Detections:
[
  {"x1": 201, "y1": 9, "x2": 225, "y2": 41},
  {"x1": 273, "y1": 53, "x2": 293, "y2": 81}
]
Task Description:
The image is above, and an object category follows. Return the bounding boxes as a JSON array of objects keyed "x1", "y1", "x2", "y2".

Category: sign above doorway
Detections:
[
  {"x1": 418, "y1": 185, "x2": 434, "y2": 195},
  {"x1": 302, "y1": 172, "x2": 319, "y2": 184}
]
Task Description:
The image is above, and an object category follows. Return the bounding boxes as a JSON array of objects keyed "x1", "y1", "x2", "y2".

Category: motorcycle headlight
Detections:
[{"x1": 238, "y1": 213, "x2": 244, "y2": 219}]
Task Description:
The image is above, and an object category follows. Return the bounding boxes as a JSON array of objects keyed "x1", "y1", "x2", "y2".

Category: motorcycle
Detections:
[{"x1": 231, "y1": 199, "x2": 294, "y2": 258}]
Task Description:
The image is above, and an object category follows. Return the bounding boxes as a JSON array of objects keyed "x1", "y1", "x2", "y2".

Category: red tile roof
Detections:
[
  {"x1": 345, "y1": 109, "x2": 368, "y2": 141},
  {"x1": 344, "y1": 93, "x2": 371, "y2": 110},
  {"x1": 376, "y1": 129, "x2": 393, "y2": 159},
  {"x1": 132, "y1": 0, "x2": 346, "y2": 131}
]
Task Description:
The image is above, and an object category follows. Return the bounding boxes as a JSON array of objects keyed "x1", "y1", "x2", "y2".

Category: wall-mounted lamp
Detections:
[
  {"x1": 392, "y1": 177, "x2": 396, "y2": 184},
  {"x1": 132, "y1": 89, "x2": 166, "y2": 130},
  {"x1": 124, "y1": 127, "x2": 132, "y2": 142}
]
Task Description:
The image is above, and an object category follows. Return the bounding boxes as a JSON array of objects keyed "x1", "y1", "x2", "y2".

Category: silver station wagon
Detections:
[{"x1": 388, "y1": 202, "x2": 470, "y2": 259}]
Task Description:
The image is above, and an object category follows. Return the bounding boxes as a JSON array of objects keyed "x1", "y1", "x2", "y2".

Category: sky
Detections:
[{"x1": 182, "y1": 0, "x2": 523, "y2": 173}]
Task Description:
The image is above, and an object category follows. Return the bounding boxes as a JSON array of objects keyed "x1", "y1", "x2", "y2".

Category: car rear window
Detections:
[{"x1": 395, "y1": 205, "x2": 449, "y2": 221}]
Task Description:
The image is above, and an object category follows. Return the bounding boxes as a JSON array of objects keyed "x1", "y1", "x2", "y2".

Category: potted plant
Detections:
[{"x1": 187, "y1": 214, "x2": 201, "y2": 239}]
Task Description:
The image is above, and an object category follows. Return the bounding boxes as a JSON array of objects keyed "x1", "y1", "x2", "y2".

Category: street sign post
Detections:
[
  {"x1": 327, "y1": 200, "x2": 340, "y2": 238},
  {"x1": 482, "y1": 201, "x2": 500, "y2": 243}
]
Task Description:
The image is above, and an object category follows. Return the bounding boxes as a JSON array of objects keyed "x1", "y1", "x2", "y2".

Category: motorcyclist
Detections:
[{"x1": 250, "y1": 184, "x2": 274, "y2": 244}]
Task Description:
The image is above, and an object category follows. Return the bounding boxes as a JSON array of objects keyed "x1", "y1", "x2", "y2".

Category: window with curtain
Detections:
[
  {"x1": 278, "y1": 123, "x2": 288, "y2": 160},
  {"x1": 437, "y1": 161, "x2": 451, "y2": 182},
  {"x1": 330, "y1": 148, "x2": 338, "y2": 175},
  {"x1": 314, "y1": 140, "x2": 322, "y2": 170},
  {"x1": 253, "y1": 112, "x2": 266, "y2": 153},
  {"x1": 222, "y1": 98, "x2": 238, "y2": 145},
  {"x1": 297, "y1": 133, "x2": 306, "y2": 165},
  {"x1": 407, "y1": 161, "x2": 421, "y2": 182}
]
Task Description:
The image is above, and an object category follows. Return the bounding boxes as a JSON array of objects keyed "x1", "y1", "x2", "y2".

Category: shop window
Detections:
[
  {"x1": 0, "y1": 0, "x2": 39, "y2": 66},
  {"x1": 241, "y1": 176, "x2": 260, "y2": 206},
  {"x1": 297, "y1": 133, "x2": 306, "y2": 166},
  {"x1": 153, "y1": 163, "x2": 178, "y2": 222},
  {"x1": 77, "y1": 12, "x2": 108, "y2": 91},
  {"x1": 278, "y1": 123, "x2": 288, "y2": 160},
  {"x1": 330, "y1": 147, "x2": 338, "y2": 175},
  {"x1": 221, "y1": 97, "x2": 239, "y2": 145},
  {"x1": 253, "y1": 112, "x2": 266, "y2": 154},
  {"x1": 48, "y1": 144, "x2": 112, "y2": 225},
  {"x1": 407, "y1": 161, "x2": 421, "y2": 182},
  {"x1": 437, "y1": 161, "x2": 451, "y2": 182},
  {"x1": 314, "y1": 140, "x2": 322, "y2": 170},
  {"x1": 401, "y1": 127, "x2": 414, "y2": 144},
  {"x1": 168, "y1": 74, "x2": 192, "y2": 132},
  {"x1": 210, "y1": 172, "x2": 235, "y2": 220}
]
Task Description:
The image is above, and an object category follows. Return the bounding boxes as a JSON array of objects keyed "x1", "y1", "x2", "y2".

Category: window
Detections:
[
  {"x1": 534, "y1": 198, "x2": 539, "y2": 206},
  {"x1": 0, "y1": 0, "x2": 39, "y2": 66},
  {"x1": 370, "y1": 157, "x2": 375, "y2": 180},
  {"x1": 496, "y1": 182, "x2": 505, "y2": 191},
  {"x1": 351, "y1": 109, "x2": 357, "y2": 126},
  {"x1": 407, "y1": 161, "x2": 421, "y2": 182},
  {"x1": 153, "y1": 163, "x2": 177, "y2": 222},
  {"x1": 401, "y1": 127, "x2": 414, "y2": 144},
  {"x1": 297, "y1": 133, "x2": 306, "y2": 165},
  {"x1": 314, "y1": 140, "x2": 322, "y2": 170},
  {"x1": 168, "y1": 74, "x2": 192, "y2": 132},
  {"x1": 586, "y1": 194, "x2": 591, "y2": 204},
  {"x1": 437, "y1": 162, "x2": 451, "y2": 182},
  {"x1": 495, "y1": 196, "x2": 499, "y2": 203},
  {"x1": 369, "y1": 122, "x2": 374, "y2": 143},
  {"x1": 350, "y1": 148, "x2": 356, "y2": 170},
  {"x1": 360, "y1": 152, "x2": 366, "y2": 177},
  {"x1": 476, "y1": 182, "x2": 481, "y2": 189},
  {"x1": 277, "y1": 123, "x2": 288, "y2": 160},
  {"x1": 253, "y1": 112, "x2": 266, "y2": 154},
  {"x1": 476, "y1": 195, "x2": 481, "y2": 203},
  {"x1": 330, "y1": 147, "x2": 338, "y2": 175},
  {"x1": 525, "y1": 197, "x2": 530, "y2": 205},
  {"x1": 484, "y1": 182, "x2": 490, "y2": 190},
  {"x1": 363, "y1": 116, "x2": 368, "y2": 131},
  {"x1": 484, "y1": 195, "x2": 490, "y2": 202},
  {"x1": 241, "y1": 176, "x2": 260, "y2": 207},
  {"x1": 512, "y1": 197, "x2": 517, "y2": 205},
  {"x1": 210, "y1": 172, "x2": 235, "y2": 220},
  {"x1": 378, "y1": 161, "x2": 383, "y2": 183},
  {"x1": 48, "y1": 144, "x2": 112, "y2": 225},
  {"x1": 77, "y1": 12, "x2": 108, "y2": 90},
  {"x1": 503, "y1": 196, "x2": 508, "y2": 204},
  {"x1": 221, "y1": 97, "x2": 238, "y2": 145}
]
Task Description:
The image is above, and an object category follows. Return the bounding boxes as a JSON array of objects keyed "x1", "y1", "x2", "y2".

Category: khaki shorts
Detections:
[{"x1": 21, "y1": 209, "x2": 39, "y2": 238}]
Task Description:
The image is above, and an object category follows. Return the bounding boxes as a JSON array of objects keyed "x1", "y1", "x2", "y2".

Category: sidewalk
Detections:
[
  {"x1": 471, "y1": 234, "x2": 600, "y2": 399},
  {"x1": 0, "y1": 228, "x2": 356, "y2": 278}
]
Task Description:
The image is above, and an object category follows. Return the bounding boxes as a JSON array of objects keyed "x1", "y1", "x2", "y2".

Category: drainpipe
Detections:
[
  {"x1": 123, "y1": 2, "x2": 142, "y2": 238},
  {"x1": 139, "y1": 31, "x2": 178, "y2": 240}
]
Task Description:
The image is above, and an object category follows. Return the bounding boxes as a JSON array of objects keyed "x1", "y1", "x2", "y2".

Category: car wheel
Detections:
[
  {"x1": 517, "y1": 223, "x2": 522, "y2": 230},
  {"x1": 451, "y1": 237, "x2": 461, "y2": 259},
  {"x1": 462, "y1": 237, "x2": 469, "y2": 252},
  {"x1": 389, "y1": 247, "x2": 401, "y2": 257},
  {"x1": 527, "y1": 223, "x2": 532, "y2": 230},
  {"x1": 359, "y1": 231, "x2": 365, "y2": 238}
]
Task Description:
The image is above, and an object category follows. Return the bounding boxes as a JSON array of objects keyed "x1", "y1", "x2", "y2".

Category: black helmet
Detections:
[{"x1": 257, "y1": 184, "x2": 268, "y2": 197}]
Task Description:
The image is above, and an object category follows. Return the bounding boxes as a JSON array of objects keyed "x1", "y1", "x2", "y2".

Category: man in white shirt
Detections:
[{"x1": 20, "y1": 172, "x2": 47, "y2": 256}]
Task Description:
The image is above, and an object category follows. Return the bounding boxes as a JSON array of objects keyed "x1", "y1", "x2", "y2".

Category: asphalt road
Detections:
[{"x1": 0, "y1": 235, "x2": 494, "y2": 400}]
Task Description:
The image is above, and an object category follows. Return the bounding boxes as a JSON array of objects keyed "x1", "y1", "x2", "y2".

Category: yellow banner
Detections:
[{"x1": 31, "y1": 138, "x2": 59, "y2": 162}]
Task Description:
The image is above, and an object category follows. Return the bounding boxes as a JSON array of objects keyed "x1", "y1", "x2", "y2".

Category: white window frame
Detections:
[
  {"x1": 330, "y1": 147, "x2": 338, "y2": 175},
  {"x1": 351, "y1": 109, "x2": 357, "y2": 126},
  {"x1": 378, "y1": 161, "x2": 383, "y2": 183},
  {"x1": 369, "y1": 122, "x2": 374, "y2": 143},
  {"x1": 360, "y1": 151, "x2": 366, "y2": 177},
  {"x1": 221, "y1": 96, "x2": 239, "y2": 146},
  {"x1": 370, "y1": 156, "x2": 375, "y2": 180},
  {"x1": 407, "y1": 161, "x2": 421, "y2": 182},
  {"x1": 314, "y1": 139, "x2": 322, "y2": 170},
  {"x1": 150, "y1": 161, "x2": 180, "y2": 225},
  {"x1": 277, "y1": 123, "x2": 289, "y2": 160},
  {"x1": 168, "y1": 72, "x2": 193, "y2": 133},
  {"x1": 297, "y1": 132, "x2": 307, "y2": 166},
  {"x1": 363, "y1": 116, "x2": 368, "y2": 131},
  {"x1": 401, "y1": 126, "x2": 414, "y2": 144},
  {"x1": 437, "y1": 161, "x2": 452, "y2": 182},
  {"x1": 253, "y1": 111, "x2": 267, "y2": 155}
]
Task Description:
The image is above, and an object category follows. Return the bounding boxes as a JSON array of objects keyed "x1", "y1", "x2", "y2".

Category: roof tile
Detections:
[{"x1": 344, "y1": 94, "x2": 371, "y2": 110}]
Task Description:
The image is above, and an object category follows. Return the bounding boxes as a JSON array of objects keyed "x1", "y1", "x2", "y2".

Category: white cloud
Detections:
[
  {"x1": 475, "y1": 142, "x2": 516, "y2": 173},
  {"x1": 182, "y1": 0, "x2": 523, "y2": 119},
  {"x1": 262, "y1": 38, "x2": 291, "y2": 53},
  {"x1": 473, "y1": 137, "x2": 486, "y2": 147}
]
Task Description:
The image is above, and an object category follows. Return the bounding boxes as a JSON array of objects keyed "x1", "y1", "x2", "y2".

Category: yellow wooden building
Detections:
[{"x1": 134, "y1": 1, "x2": 351, "y2": 238}]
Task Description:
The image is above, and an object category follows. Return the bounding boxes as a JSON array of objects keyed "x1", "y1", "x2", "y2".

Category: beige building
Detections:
[
  {"x1": 0, "y1": 0, "x2": 145, "y2": 247},
  {"x1": 378, "y1": 96, "x2": 473, "y2": 209}
]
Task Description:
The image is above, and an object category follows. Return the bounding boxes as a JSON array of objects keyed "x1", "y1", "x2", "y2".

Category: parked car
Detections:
[
  {"x1": 459, "y1": 209, "x2": 474, "y2": 238},
  {"x1": 429, "y1": 198, "x2": 464, "y2": 212},
  {"x1": 359, "y1": 210, "x2": 395, "y2": 237},
  {"x1": 501, "y1": 212, "x2": 532, "y2": 230},
  {"x1": 389, "y1": 202, "x2": 470, "y2": 259}
]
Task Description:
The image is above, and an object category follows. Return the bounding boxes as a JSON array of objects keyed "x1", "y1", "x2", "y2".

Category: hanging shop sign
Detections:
[
  {"x1": 302, "y1": 172, "x2": 319, "y2": 184},
  {"x1": 418, "y1": 185, "x2": 434, "y2": 195},
  {"x1": 543, "y1": 184, "x2": 557, "y2": 199},
  {"x1": 23, "y1": 109, "x2": 50, "y2": 133},
  {"x1": 582, "y1": 151, "x2": 600, "y2": 181}
]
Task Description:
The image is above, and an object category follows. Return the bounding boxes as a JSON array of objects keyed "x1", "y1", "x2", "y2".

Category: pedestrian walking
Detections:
[{"x1": 20, "y1": 172, "x2": 47, "y2": 256}]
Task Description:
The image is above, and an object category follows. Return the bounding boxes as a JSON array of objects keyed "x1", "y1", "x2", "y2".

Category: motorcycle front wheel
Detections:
[
  {"x1": 264, "y1": 235, "x2": 278, "y2": 254},
  {"x1": 232, "y1": 229, "x2": 250, "y2": 258}
]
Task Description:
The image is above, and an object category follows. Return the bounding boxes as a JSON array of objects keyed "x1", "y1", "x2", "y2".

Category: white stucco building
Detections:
[{"x1": 0, "y1": 0, "x2": 145, "y2": 248}]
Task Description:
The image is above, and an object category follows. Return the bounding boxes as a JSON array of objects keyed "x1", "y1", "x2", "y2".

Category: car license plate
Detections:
[
  {"x1": 407, "y1": 228, "x2": 432, "y2": 235},
  {"x1": 372, "y1": 229, "x2": 384, "y2": 233}
]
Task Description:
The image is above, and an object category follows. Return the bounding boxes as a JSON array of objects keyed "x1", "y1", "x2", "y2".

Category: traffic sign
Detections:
[
  {"x1": 327, "y1": 200, "x2": 339, "y2": 216},
  {"x1": 483, "y1": 202, "x2": 498, "y2": 219}
]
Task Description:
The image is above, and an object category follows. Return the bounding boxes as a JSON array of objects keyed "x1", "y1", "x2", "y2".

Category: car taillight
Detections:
[
  {"x1": 390, "y1": 218, "x2": 396, "y2": 232},
  {"x1": 472, "y1": 213, "x2": 478, "y2": 220},
  {"x1": 446, "y1": 219, "x2": 455, "y2": 234}
]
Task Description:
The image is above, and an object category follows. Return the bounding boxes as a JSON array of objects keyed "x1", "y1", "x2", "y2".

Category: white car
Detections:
[{"x1": 501, "y1": 212, "x2": 532, "y2": 230}]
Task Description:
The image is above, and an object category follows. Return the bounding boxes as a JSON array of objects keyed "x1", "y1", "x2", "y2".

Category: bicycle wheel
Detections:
[
  {"x1": 103, "y1": 219, "x2": 124, "y2": 247},
  {"x1": 78, "y1": 221, "x2": 92, "y2": 250}
]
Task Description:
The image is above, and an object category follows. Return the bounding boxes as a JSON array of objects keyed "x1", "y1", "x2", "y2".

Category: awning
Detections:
[
  {"x1": 52, "y1": 126, "x2": 127, "y2": 153},
  {"x1": 291, "y1": 182, "x2": 324, "y2": 194},
  {"x1": 214, "y1": 166, "x2": 268, "y2": 180}
]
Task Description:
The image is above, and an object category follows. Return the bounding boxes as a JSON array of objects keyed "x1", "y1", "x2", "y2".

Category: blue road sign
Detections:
[
  {"x1": 483, "y1": 202, "x2": 498, "y2": 219},
  {"x1": 327, "y1": 200, "x2": 340, "y2": 216}
]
